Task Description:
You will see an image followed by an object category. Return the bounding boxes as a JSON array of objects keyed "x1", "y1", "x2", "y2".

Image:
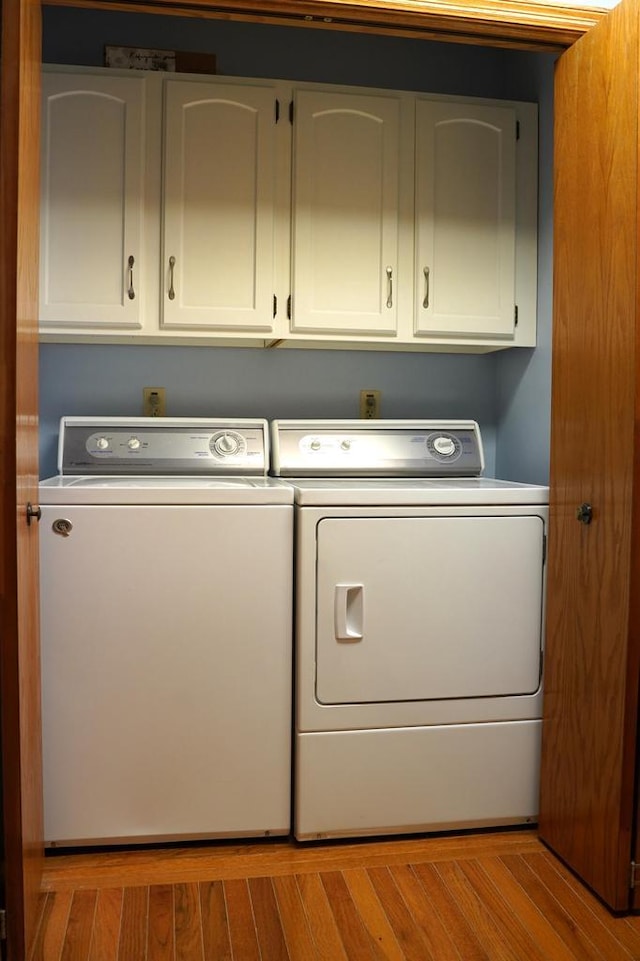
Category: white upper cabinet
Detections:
[
  {"x1": 38, "y1": 67, "x2": 537, "y2": 352},
  {"x1": 161, "y1": 81, "x2": 281, "y2": 332},
  {"x1": 291, "y1": 90, "x2": 403, "y2": 336},
  {"x1": 414, "y1": 100, "x2": 517, "y2": 340},
  {"x1": 39, "y1": 72, "x2": 145, "y2": 329}
]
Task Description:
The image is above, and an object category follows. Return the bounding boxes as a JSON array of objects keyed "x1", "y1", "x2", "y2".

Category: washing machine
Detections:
[
  {"x1": 39, "y1": 417, "x2": 293, "y2": 846},
  {"x1": 271, "y1": 419, "x2": 549, "y2": 841}
]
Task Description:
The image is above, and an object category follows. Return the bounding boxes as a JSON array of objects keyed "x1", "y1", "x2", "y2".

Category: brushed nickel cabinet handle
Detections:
[
  {"x1": 386, "y1": 266, "x2": 393, "y2": 309},
  {"x1": 423, "y1": 266, "x2": 430, "y2": 309},
  {"x1": 168, "y1": 256, "x2": 176, "y2": 301},
  {"x1": 127, "y1": 255, "x2": 135, "y2": 300}
]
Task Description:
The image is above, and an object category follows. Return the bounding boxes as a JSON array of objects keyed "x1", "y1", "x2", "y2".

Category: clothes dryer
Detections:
[{"x1": 271, "y1": 420, "x2": 548, "y2": 841}]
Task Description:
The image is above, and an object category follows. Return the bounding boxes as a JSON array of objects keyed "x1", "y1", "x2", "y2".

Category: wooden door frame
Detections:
[
  {"x1": 40, "y1": 0, "x2": 607, "y2": 51},
  {"x1": 0, "y1": 0, "x2": 621, "y2": 950},
  {"x1": 1, "y1": 0, "x2": 43, "y2": 956}
]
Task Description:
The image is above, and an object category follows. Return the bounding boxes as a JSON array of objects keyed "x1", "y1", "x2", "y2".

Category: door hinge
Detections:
[
  {"x1": 287, "y1": 295, "x2": 292, "y2": 319},
  {"x1": 275, "y1": 99, "x2": 280, "y2": 124},
  {"x1": 631, "y1": 861, "x2": 637, "y2": 889},
  {"x1": 273, "y1": 294, "x2": 277, "y2": 318},
  {"x1": 516, "y1": 120, "x2": 520, "y2": 140},
  {"x1": 289, "y1": 100, "x2": 294, "y2": 124},
  {"x1": 514, "y1": 304, "x2": 519, "y2": 327},
  {"x1": 0, "y1": 909, "x2": 6, "y2": 941}
]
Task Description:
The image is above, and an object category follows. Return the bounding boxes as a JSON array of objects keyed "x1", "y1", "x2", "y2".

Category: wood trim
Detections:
[
  {"x1": 41, "y1": 0, "x2": 610, "y2": 51},
  {"x1": 632, "y1": 6, "x2": 640, "y2": 911},
  {"x1": 1, "y1": 0, "x2": 44, "y2": 956},
  {"x1": 41, "y1": 831, "x2": 543, "y2": 891}
]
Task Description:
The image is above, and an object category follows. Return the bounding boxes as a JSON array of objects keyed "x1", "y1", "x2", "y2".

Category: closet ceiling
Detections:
[{"x1": 41, "y1": 0, "x2": 613, "y2": 51}]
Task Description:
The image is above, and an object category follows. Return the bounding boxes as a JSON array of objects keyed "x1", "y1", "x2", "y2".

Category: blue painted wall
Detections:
[
  {"x1": 40, "y1": 7, "x2": 555, "y2": 481},
  {"x1": 495, "y1": 51, "x2": 556, "y2": 486},
  {"x1": 40, "y1": 344, "x2": 499, "y2": 474}
]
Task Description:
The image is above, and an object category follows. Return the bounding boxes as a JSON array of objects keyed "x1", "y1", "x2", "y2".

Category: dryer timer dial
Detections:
[
  {"x1": 427, "y1": 433, "x2": 462, "y2": 460},
  {"x1": 433, "y1": 436, "x2": 456, "y2": 456}
]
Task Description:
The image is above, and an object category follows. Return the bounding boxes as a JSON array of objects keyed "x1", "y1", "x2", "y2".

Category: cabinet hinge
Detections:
[
  {"x1": 0, "y1": 909, "x2": 6, "y2": 941},
  {"x1": 289, "y1": 100, "x2": 294, "y2": 124},
  {"x1": 275, "y1": 99, "x2": 280, "y2": 124},
  {"x1": 631, "y1": 861, "x2": 637, "y2": 889},
  {"x1": 273, "y1": 294, "x2": 277, "y2": 318},
  {"x1": 514, "y1": 304, "x2": 519, "y2": 327},
  {"x1": 516, "y1": 120, "x2": 520, "y2": 140},
  {"x1": 287, "y1": 295, "x2": 292, "y2": 319}
]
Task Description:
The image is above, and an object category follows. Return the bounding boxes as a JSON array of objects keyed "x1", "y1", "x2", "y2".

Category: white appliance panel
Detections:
[
  {"x1": 40, "y1": 503, "x2": 292, "y2": 844},
  {"x1": 316, "y1": 514, "x2": 544, "y2": 704},
  {"x1": 295, "y1": 721, "x2": 541, "y2": 840}
]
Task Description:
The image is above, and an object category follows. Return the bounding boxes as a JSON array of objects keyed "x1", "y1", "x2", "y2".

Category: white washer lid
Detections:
[
  {"x1": 38, "y1": 475, "x2": 294, "y2": 506},
  {"x1": 285, "y1": 476, "x2": 549, "y2": 507}
]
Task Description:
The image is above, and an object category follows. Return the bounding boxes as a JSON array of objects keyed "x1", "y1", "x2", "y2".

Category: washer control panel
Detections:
[
  {"x1": 59, "y1": 418, "x2": 269, "y2": 475},
  {"x1": 271, "y1": 420, "x2": 484, "y2": 477}
]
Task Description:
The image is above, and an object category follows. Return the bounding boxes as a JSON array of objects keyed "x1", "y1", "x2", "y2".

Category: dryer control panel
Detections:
[{"x1": 271, "y1": 420, "x2": 484, "y2": 477}]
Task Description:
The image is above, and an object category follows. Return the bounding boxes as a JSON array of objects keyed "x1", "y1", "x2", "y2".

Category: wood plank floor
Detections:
[{"x1": 32, "y1": 830, "x2": 640, "y2": 960}]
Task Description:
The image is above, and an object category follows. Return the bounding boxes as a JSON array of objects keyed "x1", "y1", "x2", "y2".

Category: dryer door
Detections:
[{"x1": 315, "y1": 514, "x2": 544, "y2": 704}]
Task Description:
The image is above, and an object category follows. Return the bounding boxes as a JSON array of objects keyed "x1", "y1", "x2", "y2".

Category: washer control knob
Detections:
[
  {"x1": 128, "y1": 437, "x2": 141, "y2": 451},
  {"x1": 433, "y1": 435, "x2": 456, "y2": 456},
  {"x1": 310, "y1": 439, "x2": 321, "y2": 451},
  {"x1": 96, "y1": 437, "x2": 109, "y2": 450},
  {"x1": 214, "y1": 432, "x2": 240, "y2": 456},
  {"x1": 340, "y1": 440, "x2": 351, "y2": 451}
]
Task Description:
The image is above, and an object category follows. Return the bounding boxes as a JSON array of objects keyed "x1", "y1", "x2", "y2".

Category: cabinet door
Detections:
[
  {"x1": 415, "y1": 100, "x2": 516, "y2": 339},
  {"x1": 162, "y1": 81, "x2": 279, "y2": 332},
  {"x1": 291, "y1": 90, "x2": 401, "y2": 335},
  {"x1": 39, "y1": 73, "x2": 145, "y2": 329}
]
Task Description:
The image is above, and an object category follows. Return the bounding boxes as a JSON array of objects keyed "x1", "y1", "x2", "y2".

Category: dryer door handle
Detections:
[{"x1": 335, "y1": 584, "x2": 364, "y2": 642}]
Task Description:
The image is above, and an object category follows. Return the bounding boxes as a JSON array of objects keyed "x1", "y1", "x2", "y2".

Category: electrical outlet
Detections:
[
  {"x1": 360, "y1": 389, "x2": 381, "y2": 419},
  {"x1": 143, "y1": 387, "x2": 166, "y2": 417}
]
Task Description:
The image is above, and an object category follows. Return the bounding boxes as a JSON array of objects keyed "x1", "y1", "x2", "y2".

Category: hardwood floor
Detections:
[{"x1": 32, "y1": 830, "x2": 640, "y2": 960}]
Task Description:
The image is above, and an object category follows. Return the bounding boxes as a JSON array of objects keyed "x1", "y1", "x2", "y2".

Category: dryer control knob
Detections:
[
  {"x1": 128, "y1": 437, "x2": 141, "y2": 450},
  {"x1": 310, "y1": 440, "x2": 321, "y2": 451},
  {"x1": 340, "y1": 440, "x2": 351, "y2": 451},
  {"x1": 96, "y1": 437, "x2": 109, "y2": 450}
]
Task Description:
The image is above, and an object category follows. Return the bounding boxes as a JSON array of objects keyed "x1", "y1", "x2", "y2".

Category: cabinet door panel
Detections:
[
  {"x1": 39, "y1": 74, "x2": 144, "y2": 328},
  {"x1": 292, "y1": 90, "x2": 401, "y2": 335},
  {"x1": 162, "y1": 81, "x2": 277, "y2": 331},
  {"x1": 415, "y1": 101, "x2": 516, "y2": 338}
]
